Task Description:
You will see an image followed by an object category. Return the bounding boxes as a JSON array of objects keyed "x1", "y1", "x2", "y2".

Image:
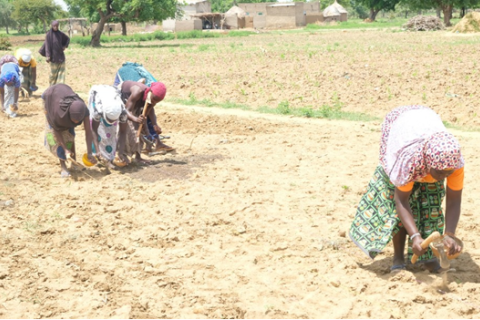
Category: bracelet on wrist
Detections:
[
  {"x1": 444, "y1": 231, "x2": 456, "y2": 239},
  {"x1": 410, "y1": 232, "x2": 421, "y2": 240}
]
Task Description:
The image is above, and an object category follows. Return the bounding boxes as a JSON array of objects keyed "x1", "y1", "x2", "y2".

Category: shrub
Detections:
[{"x1": 0, "y1": 35, "x2": 11, "y2": 50}]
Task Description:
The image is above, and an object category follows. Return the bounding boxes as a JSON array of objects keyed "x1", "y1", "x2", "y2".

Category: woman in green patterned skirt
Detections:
[
  {"x1": 43, "y1": 84, "x2": 97, "y2": 177},
  {"x1": 349, "y1": 106, "x2": 464, "y2": 273}
]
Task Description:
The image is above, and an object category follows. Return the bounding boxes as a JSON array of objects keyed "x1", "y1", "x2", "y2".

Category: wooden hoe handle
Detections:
[
  {"x1": 411, "y1": 231, "x2": 441, "y2": 264},
  {"x1": 135, "y1": 92, "x2": 152, "y2": 143}
]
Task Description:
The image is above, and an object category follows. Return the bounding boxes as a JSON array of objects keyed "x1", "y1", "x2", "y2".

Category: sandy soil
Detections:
[{"x1": 0, "y1": 29, "x2": 480, "y2": 318}]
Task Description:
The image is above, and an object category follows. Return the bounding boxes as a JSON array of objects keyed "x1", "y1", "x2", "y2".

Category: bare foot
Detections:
[{"x1": 155, "y1": 142, "x2": 175, "y2": 152}]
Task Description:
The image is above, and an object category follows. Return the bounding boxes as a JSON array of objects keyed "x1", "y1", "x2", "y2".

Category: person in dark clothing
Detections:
[
  {"x1": 43, "y1": 20, "x2": 70, "y2": 85},
  {"x1": 43, "y1": 84, "x2": 97, "y2": 177}
]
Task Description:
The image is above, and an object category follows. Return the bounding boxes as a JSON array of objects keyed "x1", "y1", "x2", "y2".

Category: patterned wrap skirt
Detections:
[
  {"x1": 49, "y1": 62, "x2": 66, "y2": 86},
  {"x1": 92, "y1": 119, "x2": 118, "y2": 161},
  {"x1": 349, "y1": 165, "x2": 445, "y2": 263},
  {"x1": 44, "y1": 118, "x2": 75, "y2": 161}
]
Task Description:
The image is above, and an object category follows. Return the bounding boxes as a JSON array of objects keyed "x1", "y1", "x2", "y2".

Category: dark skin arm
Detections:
[
  {"x1": 147, "y1": 107, "x2": 161, "y2": 133},
  {"x1": 124, "y1": 85, "x2": 147, "y2": 124},
  {"x1": 91, "y1": 120, "x2": 101, "y2": 158},
  {"x1": 444, "y1": 187, "x2": 463, "y2": 255},
  {"x1": 395, "y1": 186, "x2": 463, "y2": 257},
  {"x1": 83, "y1": 115, "x2": 97, "y2": 164},
  {"x1": 0, "y1": 87, "x2": 4, "y2": 107},
  {"x1": 117, "y1": 122, "x2": 129, "y2": 163}
]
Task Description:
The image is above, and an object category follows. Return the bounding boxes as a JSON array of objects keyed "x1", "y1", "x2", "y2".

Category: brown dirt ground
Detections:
[{"x1": 0, "y1": 29, "x2": 480, "y2": 318}]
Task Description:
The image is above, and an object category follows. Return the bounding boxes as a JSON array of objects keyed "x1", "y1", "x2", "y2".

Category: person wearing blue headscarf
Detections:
[{"x1": 0, "y1": 55, "x2": 21, "y2": 118}]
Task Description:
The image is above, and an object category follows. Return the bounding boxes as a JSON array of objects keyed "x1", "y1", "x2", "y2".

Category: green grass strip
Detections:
[
  {"x1": 70, "y1": 30, "x2": 256, "y2": 47},
  {"x1": 168, "y1": 97, "x2": 378, "y2": 122}
]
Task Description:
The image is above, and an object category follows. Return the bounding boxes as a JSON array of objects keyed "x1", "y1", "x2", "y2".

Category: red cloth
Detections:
[{"x1": 144, "y1": 82, "x2": 166, "y2": 102}]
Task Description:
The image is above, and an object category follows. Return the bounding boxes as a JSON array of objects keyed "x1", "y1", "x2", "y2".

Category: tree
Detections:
[
  {"x1": 65, "y1": 0, "x2": 177, "y2": 46},
  {"x1": 402, "y1": 0, "x2": 480, "y2": 26},
  {"x1": 355, "y1": 0, "x2": 401, "y2": 20},
  {"x1": 12, "y1": 0, "x2": 62, "y2": 33},
  {"x1": 0, "y1": 0, "x2": 16, "y2": 34}
]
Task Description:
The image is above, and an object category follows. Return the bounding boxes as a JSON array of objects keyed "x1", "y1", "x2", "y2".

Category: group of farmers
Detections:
[
  {"x1": 0, "y1": 20, "x2": 174, "y2": 178},
  {"x1": 0, "y1": 20, "x2": 466, "y2": 275}
]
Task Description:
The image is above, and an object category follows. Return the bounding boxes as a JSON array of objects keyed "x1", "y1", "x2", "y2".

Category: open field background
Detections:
[{"x1": 0, "y1": 28, "x2": 480, "y2": 318}]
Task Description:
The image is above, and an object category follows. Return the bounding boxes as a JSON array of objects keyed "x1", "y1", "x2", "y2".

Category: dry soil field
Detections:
[{"x1": 1, "y1": 28, "x2": 480, "y2": 318}]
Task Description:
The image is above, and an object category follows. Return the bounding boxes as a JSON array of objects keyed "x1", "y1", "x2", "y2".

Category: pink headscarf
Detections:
[
  {"x1": 144, "y1": 82, "x2": 166, "y2": 102},
  {"x1": 380, "y1": 106, "x2": 464, "y2": 186},
  {"x1": 424, "y1": 132, "x2": 463, "y2": 171}
]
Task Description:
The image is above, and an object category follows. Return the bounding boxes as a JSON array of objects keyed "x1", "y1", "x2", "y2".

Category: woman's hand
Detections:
[
  {"x1": 66, "y1": 149, "x2": 74, "y2": 160},
  {"x1": 153, "y1": 124, "x2": 162, "y2": 134},
  {"x1": 443, "y1": 235, "x2": 462, "y2": 256},
  {"x1": 412, "y1": 236, "x2": 427, "y2": 257},
  {"x1": 87, "y1": 154, "x2": 97, "y2": 165},
  {"x1": 135, "y1": 115, "x2": 146, "y2": 124}
]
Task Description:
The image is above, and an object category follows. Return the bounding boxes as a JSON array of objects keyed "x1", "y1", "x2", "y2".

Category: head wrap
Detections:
[
  {"x1": 424, "y1": 132, "x2": 463, "y2": 171},
  {"x1": 144, "y1": 82, "x2": 166, "y2": 102},
  {"x1": 51, "y1": 20, "x2": 59, "y2": 27},
  {"x1": 1, "y1": 72, "x2": 17, "y2": 84},
  {"x1": 70, "y1": 101, "x2": 87, "y2": 122},
  {"x1": 44, "y1": 84, "x2": 88, "y2": 131},
  {"x1": 380, "y1": 106, "x2": 464, "y2": 186},
  {"x1": 88, "y1": 85, "x2": 124, "y2": 124},
  {"x1": 21, "y1": 50, "x2": 32, "y2": 63}
]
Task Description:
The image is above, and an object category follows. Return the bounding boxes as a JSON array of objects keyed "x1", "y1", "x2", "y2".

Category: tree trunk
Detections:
[
  {"x1": 5, "y1": 25, "x2": 8, "y2": 34},
  {"x1": 442, "y1": 5, "x2": 453, "y2": 26},
  {"x1": 90, "y1": 17, "x2": 109, "y2": 47},
  {"x1": 369, "y1": 9, "x2": 379, "y2": 21},
  {"x1": 461, "y1": 7, "x2": 466, "y2": 18},
  {"x1": 121, "y1": 21, "x2": 127, "y2": 36},
  {"x1": 42, "y1": 19, "x2": 47, "y2": 33},
  {"x1": 404, "y1": 10, "x2": 408, "y2": 19},
  {"x1": 436, "y1": 7, "x2": 441, "y2": 19}
]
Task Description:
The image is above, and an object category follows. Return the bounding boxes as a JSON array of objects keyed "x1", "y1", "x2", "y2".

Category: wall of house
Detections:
[
  {"x1": 238, "y1": 3, "x2": 267, "y2": 17},
  {"x1": 225, "y1": 15, "x2": 240, "y2": 29},
  {"x1": 265, "y1": 4, "x2": 298, "y2": 29},
  {"x1": 175, "y1": 19, "x2": 203, "y2": 31},
  {"x1": 162, "y1": 19, "x2": 176, "y2": 32},
  {"x1": 305, "y1": 13, "x2": 324, "y2": 24},
  {"x1": 295, "y1": 2, "x2": 306, "y2": 26},
  {"x1": 304, "y1": 2, "x2": 320, "y2": 13},
  {"x1": 253, "y1": 15, "x2": 266, "y2": 29},
  {"x1": 245, "y1": 16, "x2": 254, "y2": 28}
]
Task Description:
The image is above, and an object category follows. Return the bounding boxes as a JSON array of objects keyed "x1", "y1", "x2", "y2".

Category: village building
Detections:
[{"x1": 161, "y1": 0, "x2": 347, "y2": 32}]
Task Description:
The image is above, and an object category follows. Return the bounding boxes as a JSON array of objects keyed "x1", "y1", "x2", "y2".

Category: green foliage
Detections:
[
  {"x1": 12, "y1": 0, "x2": 62, "y2": 33},
  {"x1": 305, "y1": 18, "x2": 407, "y2": 29},
  {"x1": 65, "y1": 0, "x2": 177, "y2": 43},
  {"x1": 277, "y1": 100, "x2": 291, "y2": 114},
  {"x1": 69, "y1": 29, "x2": 255, "y2": 47},
  {"x1": 0, "y1": 0, "x2": 16, "y2": 33},
  {"x1": 0, "y1": 34, "x2": 11, "y2": 50}
]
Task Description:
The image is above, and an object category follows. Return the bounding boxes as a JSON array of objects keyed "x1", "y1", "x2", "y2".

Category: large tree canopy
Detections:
[
  {"x1": 354, "y1": 0, "x2": 401, "y2": 20},
  {"x1": 401, "y1": 0, "x2": 480, "y2": 26},
  {"x1": 12, "y1": 0, "x2": 62, "y2": 33},
  {"x1": 0, "y1": 0, "x2": 16, "y2": 34},
  {"x1": 65, "y1": 0, "x2": 177, "y2": 46}
]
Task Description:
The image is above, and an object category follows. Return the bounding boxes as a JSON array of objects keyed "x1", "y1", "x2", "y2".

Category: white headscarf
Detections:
[{"x1": 88, "y1": 85, "x2": 124, "y2": 123}]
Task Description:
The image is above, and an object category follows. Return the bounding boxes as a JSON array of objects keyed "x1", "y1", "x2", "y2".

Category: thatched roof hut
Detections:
[{"x1": 323, "y1": 1, "x2": 347, "y2": 21}]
